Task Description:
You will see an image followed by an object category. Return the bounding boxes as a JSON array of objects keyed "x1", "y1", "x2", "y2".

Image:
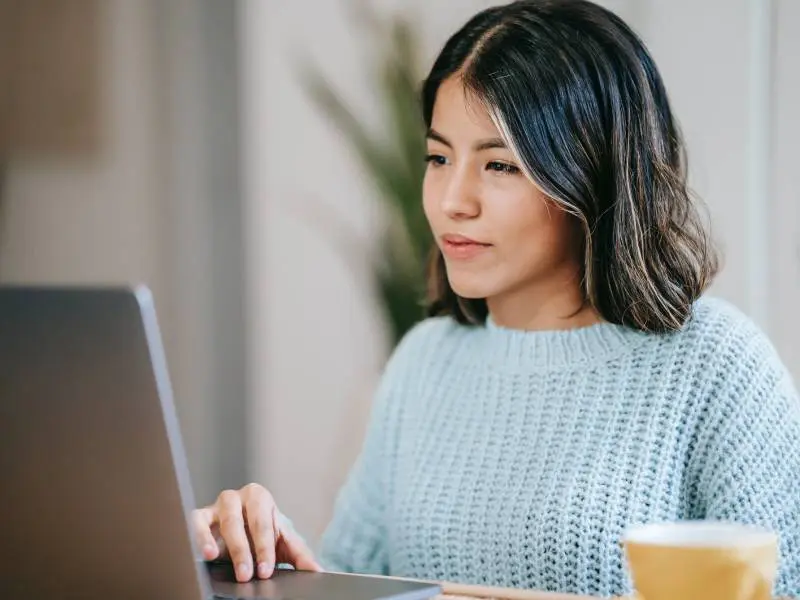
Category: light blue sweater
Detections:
[{"x1": 315, "y1": 296, "x2": 800, "y2": 597}]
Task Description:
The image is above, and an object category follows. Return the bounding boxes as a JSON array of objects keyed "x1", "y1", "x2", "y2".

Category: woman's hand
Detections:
[{"x1": 192, "y1": 483, "x2": 322, "y2": 582}]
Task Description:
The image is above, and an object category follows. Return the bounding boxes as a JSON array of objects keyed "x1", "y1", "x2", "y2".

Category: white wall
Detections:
[
  {"x1": 240, "y1": 0, "x2": 392, "y2": 545},
  {"x1": 155, "y1": 0, "x2": 248, "y2": 505},
  {"x1": 771, "y1": 0, "x2": 800, "y2": 382},
  {"x1": 240, "y1": 0, "x2": 800, "y2": 546}
]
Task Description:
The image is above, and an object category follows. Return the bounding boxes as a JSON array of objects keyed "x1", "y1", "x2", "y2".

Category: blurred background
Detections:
[{"x1": 0, "y1": 0, "x2": 797, "y2": 548}]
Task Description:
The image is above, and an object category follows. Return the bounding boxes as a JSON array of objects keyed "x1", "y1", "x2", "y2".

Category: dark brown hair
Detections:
[{"x1": 423, "y1": 0, "x2": 719, "y2": 333}]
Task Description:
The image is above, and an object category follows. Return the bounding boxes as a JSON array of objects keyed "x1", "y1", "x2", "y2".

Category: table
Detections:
[
  {"x1": 353, "y1": 571, "x2": 794, "y2": 599},
  {"x1": 434, "y1": 580, "x2": 795, "y2": 600},
  {"x1": 434, "y1": 581, "x2": 598, "y2": 600}
]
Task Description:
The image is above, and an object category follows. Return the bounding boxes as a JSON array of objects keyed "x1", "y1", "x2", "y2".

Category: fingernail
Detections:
[
  {"x1": 202, "y1": 544, "x2": 215, "y2": 558},
  {"x1": 237, "y1": 563, "x2": 251, "y2": 581},
  {"x1": 258, "y1": 562, "x2": 271, "y2": 578}
]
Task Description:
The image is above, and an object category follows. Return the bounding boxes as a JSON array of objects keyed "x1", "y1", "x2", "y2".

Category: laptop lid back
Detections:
[{"x1": 0, "y1": 285, "x2": 211, "y2": 599}]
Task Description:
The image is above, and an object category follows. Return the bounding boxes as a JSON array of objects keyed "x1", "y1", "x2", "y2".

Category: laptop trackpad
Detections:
[{"x1": 206, "y1": 562, "x2": 441, "y2": 600}]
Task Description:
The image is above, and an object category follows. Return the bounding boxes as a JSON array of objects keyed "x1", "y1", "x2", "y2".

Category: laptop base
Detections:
[{"x1": 207, "y1": 563, "x2": 441, "y2": 600}]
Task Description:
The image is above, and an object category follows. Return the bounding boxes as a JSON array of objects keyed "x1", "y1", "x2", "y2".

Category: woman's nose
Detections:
[{"x1": 440, "y1": 170, "x2": 480, "y2": 220}]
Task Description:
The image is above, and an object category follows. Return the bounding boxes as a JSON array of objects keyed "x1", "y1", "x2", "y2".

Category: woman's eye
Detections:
[
  {"x1": 424, "y1": 154, "x2": 448, "y2": 167},
  {"x1": 486, "y1": 161, "x2": 520, "y2": 175}
]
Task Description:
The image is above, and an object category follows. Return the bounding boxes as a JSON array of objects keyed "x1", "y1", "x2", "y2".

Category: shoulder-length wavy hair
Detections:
[{"x1": 422, "y1": 0, "x2": 719, "y2": 333}]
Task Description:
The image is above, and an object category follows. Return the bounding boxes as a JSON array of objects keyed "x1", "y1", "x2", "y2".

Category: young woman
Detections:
[{"x1": 193, "y1": 1, "x2": 800, "y2": 596}]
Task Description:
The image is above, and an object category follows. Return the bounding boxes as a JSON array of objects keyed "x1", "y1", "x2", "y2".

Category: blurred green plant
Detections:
[{"x1": 297, "y1": 4, "x2": 432, "y2": 347}]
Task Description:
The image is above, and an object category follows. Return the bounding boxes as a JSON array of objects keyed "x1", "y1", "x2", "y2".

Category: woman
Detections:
[{"x1": 193, "y1": 1, "x2": 800, "y2": 596}]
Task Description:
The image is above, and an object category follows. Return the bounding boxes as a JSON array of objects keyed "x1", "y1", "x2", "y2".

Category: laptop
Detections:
[{"x1": 0, "y1": 284, "x2": 441, "y2": 600}]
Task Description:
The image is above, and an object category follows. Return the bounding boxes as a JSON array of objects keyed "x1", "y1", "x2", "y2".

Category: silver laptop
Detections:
[{"x1": 0, "y1": 284, "x2": 441, "y2": 600}]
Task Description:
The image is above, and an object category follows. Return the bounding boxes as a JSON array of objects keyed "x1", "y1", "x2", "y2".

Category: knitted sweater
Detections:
[{"x1": 315, "y1": 296, "x2": 800, "y2": 597}]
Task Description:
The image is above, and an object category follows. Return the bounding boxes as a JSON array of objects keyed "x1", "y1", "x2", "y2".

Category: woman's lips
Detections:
[{"x1": 440, "y1": 234, "x2": 493, "y2": 260}]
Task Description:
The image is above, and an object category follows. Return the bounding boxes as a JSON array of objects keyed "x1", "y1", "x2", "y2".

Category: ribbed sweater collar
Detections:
[{"x1": 483, "y1": 314, "x2": 650, "y2": 370}]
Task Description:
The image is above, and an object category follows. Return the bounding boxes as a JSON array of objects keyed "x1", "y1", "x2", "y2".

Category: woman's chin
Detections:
[{"x1": 447, "y1": 276, "x2": 494, "y2": 300}]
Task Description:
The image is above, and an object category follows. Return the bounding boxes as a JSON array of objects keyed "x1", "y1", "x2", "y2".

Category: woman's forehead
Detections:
[{"x1": 430, "y1": 77, "x2": 501, "y2": 141}]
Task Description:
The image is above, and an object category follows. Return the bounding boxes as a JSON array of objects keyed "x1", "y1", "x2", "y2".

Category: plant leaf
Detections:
[{"x1": 295, "y1": 9, "x2": 432, "y2": 346}]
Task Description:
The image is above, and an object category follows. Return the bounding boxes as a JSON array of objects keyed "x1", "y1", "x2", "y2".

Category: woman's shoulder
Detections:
[
  {"x1": 687, "y1": 294, "x2": 755, "y2": 330},
  {"x1": 685, "y1": 295, "x2": 778, "y2": 356},
  {"x1": 385, "y1": 315, "x2": 472, "y2": 372},
  {"x1": 365, "y1": 316, "x2": 473, "y2": 412},
  {"x1": 684, "y1": 294, "x2": 796, "y2": 395}
]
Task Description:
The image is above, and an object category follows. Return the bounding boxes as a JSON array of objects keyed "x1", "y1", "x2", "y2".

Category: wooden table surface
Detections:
[
  {"x1": 336, "y1": 570, "x2": 793, "y2": 600},
  {"x1": 435, "y1": 581, "x2": 600, "y2": 600},
  {"x1": 434, "y1": 580, "x2": 794, "y2": 600}
]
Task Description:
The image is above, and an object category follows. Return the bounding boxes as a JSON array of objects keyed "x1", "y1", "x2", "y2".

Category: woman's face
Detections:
[{"x1": 422, "y1": 76, "x2": 583, "y2": 311}]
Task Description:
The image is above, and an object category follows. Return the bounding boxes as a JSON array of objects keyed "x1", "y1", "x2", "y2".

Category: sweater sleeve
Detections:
[
  {"x1": 694, "y1": 336, "x2": 800, "y2": 597},
  {"x1": 314, "y1": 373, "x2": 395, "y2": 574},
  {"x1": 314, "y1": 319, "x2": 434, "y2": 574}
]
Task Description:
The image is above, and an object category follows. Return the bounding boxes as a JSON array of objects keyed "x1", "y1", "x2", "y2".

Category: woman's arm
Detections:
[
  {"x1": 693, "y1": 339, "x2": 800, "y2": 596},
  {"x1": 314, "y1": 318, "x2": 441, "y2": 574},
  {"x1": 315, "y1": 372, "x2": 397, "y2": 574}
]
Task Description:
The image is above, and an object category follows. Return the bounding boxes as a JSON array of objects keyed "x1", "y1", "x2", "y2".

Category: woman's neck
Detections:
[{"x1": 486, "y1": 274, "x2": 601, "y2": 332}]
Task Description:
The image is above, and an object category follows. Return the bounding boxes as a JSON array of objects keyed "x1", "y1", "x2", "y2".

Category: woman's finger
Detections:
[
  {"x1": 191, "y1": 506, "x2": 219, "y2": 561},
  {"x1": 242, "y1": 484, "x2": 277, "y2": 579},
  {"x1": 216, "y1": 490, "x2": 252, "y2": 582},
  {"x1": 278, "y1": 523, "x2": 323, "y2": 572}
]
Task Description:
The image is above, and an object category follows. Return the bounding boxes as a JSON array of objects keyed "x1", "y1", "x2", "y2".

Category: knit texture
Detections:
[{"x1": 315, "y1": 296, "x2": 800, "y2": 597}]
